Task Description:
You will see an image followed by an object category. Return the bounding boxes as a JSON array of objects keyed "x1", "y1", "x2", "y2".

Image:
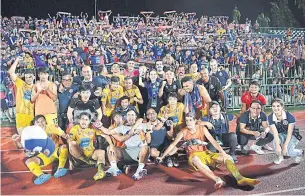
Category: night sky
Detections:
[{"x1": 2, "y1": 0, "x2": 271, "y2": 22}]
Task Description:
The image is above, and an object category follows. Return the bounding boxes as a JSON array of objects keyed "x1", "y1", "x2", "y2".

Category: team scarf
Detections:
[{"x1": 184, "y1": 84, "x2": 203, "y2": 114}]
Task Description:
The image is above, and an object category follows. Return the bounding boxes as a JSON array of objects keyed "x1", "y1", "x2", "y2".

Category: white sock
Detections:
[
  {"x1": 135, "y1": 163, "x2": 145, "y2": 174},
  {"x1": 110, "y1": 161, "x2": 118, "y2": 169}
]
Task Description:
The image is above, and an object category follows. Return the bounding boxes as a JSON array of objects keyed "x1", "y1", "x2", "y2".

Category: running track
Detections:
[{"x1": 1, "y1": 111, "x2": 305, "y2": 195}]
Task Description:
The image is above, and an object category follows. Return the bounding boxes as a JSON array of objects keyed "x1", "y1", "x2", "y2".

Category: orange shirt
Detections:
[
  {"x1": 182, "y1": 125, "x2": 206, "y2": 157},
  {"x1": 33, "y1": 82, "x2": 57, "y2": 115}
]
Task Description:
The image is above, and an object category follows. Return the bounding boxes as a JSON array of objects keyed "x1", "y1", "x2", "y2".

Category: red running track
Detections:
[{"x1": 1, "y1": 111, "x2": 305, "y2": 195}]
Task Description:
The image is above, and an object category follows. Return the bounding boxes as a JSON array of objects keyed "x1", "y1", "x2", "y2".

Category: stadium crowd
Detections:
[{"x1": 1, "y1": 11, "x2": 305, "y2": 189}]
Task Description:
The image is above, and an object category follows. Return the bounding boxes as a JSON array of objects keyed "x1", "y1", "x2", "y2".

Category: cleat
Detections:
[
  {"x1": 34, "y1": 174, "x2": 51, "y2": 185},
  {"x1": 54, "y1": 168, "x2": 68, "y2": 178},
  {"x1": 132, "y1": 169, "x2": 147, "y2": 180},
  {"x1": 237, "y1": 177, "x2": 260, "y2": 186},
  {"x1": 93, "y1": 170, "x2": 105, "y2": 181}
]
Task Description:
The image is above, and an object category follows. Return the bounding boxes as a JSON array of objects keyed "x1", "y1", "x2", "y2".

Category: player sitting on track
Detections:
[
  {"x1": 22, "y1": 115, "x2": 69, "y2": 185},
  {"x1": 156, "y1": 112, "x2": 260, "y2": 189},
  {"x1": 68, "y1": 112, "x2": 114, "y2": 181},
  {"x1": 268, "y1": 98, "x2": 304, "y2": 164},
  {"x1": 100, "y1": 109, "x2": 149, "y2": 180}
]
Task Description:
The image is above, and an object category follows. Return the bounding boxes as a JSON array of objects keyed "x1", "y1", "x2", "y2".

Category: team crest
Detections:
[{"x1": 283, "y1": 120, "x2": 288, "y2": 125}]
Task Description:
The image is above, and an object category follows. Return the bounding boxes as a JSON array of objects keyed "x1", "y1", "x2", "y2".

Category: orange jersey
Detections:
[{"x1": 182, "y1": 125, "x2": 207, "y2": 157}]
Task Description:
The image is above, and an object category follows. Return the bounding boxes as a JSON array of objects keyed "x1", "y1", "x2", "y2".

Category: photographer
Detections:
[{"x1": 238, "y1": 100, "x2": 274, "y2": 155}]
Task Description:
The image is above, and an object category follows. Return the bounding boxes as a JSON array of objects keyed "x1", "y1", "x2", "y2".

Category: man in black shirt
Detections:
[
  {"x1": 196, "y1": 68, "x2": 224, "y2": 107},
  {"x1": 67, "y1": 85, "x2": 103, "y2": 125},
  {"x1": 159, "y1": 67, "x2": 181, "y2": 105}
]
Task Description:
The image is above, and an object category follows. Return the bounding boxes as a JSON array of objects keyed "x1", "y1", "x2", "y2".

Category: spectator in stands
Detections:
[
  {"x1": 31, "y1": 67, "x2": 58, "y2": 126},
  {"x1": 238, "y1": 100, "x2": 274, "y2": 155},
  {"x1": 268, "y1": 98, "x2": 304, "y2": 164}
]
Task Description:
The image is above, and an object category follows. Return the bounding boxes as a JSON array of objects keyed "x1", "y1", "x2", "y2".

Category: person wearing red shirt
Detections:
[{"x1": 239, "y1": 80, "x2": 267, "y2": 117}]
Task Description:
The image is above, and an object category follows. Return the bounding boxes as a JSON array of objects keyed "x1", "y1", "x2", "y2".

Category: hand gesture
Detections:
[{"x1": 36, "y1": 82, "x2": 43, "y2": 93}]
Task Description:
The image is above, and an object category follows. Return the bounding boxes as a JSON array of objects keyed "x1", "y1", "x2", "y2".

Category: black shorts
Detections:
[{"x1": 1, "y1": 99, "x2": 8, "y2": 111}]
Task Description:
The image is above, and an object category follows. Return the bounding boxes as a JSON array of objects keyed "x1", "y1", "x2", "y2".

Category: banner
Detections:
[{"x1": 24, "y1": 45, "x2": 56, "y2": 51}]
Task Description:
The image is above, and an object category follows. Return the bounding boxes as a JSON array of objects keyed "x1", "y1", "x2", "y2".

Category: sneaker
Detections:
[
  {"x1": 34, "y1": 174, "x2": 51, "y2": 185},
  {"x1": 250, "y1": 144, "x2": 264, "y2": 155},
  {"x1": 214, "y1": 177, "x2": 226, "y2": 189},
  {"x1": 295, "y1": 151, "x2": 304, "y2": 164},
  {"x1": 262, "y1": 144, "x2": 273, "y2": 151},
  {"x1": 93, "y1": 170, "x2": 105, "y2": 181},
  {"x1": 105, "y1": 167, "x2": 122, "y2": 177},
  {"x1": 240, "y1": 148, "x2": 250, "y2": 156},
  {"x1": 274, "y1": 155, "x2": 284, "y2": 165},
  {"x1": 172, "y1": 156, "x2": 179, "y2": 167},
  {"x1": 132, "y1": 169, "x2": 147, "y2": 180},
  {"x1": 166, "y1": 156, "x2": 173, "y2": 167},
  {"x1": 54, "y1": 168, "x2": 68, "y2": 178}
]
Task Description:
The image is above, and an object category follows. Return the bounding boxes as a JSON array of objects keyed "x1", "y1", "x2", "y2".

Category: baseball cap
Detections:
[{"x1": 209, "y1": 101, "x2": 220, "y2": 109}]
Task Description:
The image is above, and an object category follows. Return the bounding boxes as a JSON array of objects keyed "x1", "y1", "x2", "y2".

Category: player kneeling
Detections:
[
  {"x1": 22, "y1": 115, "x2": 69, "y2": 185},
  {"x1": 68, "y1": 112, "x2": 114, "y2": 181},
  {"x1": 156, "y1": 113, "x2": 260, "y2": 189}
]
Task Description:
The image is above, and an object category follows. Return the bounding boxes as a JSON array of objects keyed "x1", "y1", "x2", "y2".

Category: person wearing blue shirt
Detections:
[
  {"x1": 268, "y1": 98, "x2": 304, "y2": 164},
  {"x1": 210, "y1": 59, "x2": 231, "y2": 110},
  {"x1": 153, "y1": 41, "x2": 165, "y2": 60},
  {"x1": 57, "y1": 72, "x2": 78, "y2": 130},
  {"x1": 202, "y1": 101, "x2": 238, "y2": 162},
  {"x1": 239, "y1": 100, "x2": 274, "y2": 155}
]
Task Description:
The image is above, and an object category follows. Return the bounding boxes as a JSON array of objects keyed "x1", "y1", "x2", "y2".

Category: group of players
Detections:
[{"x1": 9, "y1": 56, "x2": 304, "y2": 190}]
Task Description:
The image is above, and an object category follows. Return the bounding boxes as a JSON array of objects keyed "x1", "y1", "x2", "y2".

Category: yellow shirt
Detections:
[
  {"x1": 114, "y1": 74, "x2": 125, "y2": 86},
  {"x1": 124, "y1": 85, "x2": 142, "y2": 111},
  {"x1": 24, "y1": 57, "x2": 34, "y2": 69},
  {"x1": 45, "y1": 124, "x2": 65, "y2": 147},
  {"x1": 15, "y1": 77, "x2": 34, "y2": 115},
  {"x1": 70, "y1": 125, "x2": 102, "y2": 156},
  {"x1": 185, "y1": 73, "x2": 201, "y2": 82},
  {"x1": 101, "y1": 86, "x2": 124, "y2": 116},
  {"x1": 158, "y1": 103, "x2": 184, "y2": 126}
]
